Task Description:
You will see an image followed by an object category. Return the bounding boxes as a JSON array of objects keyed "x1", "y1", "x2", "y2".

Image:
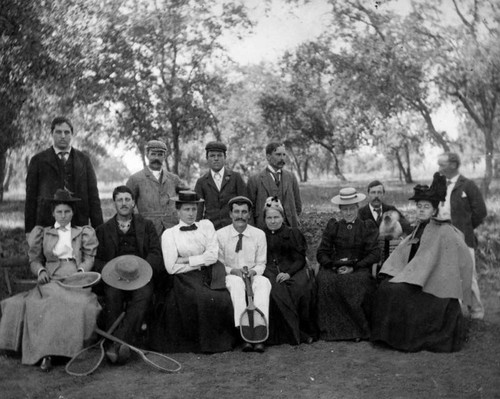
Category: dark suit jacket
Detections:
[
  {"x1": 94, "y1": 214, "x2": 163, "y2": 276},
  {"x1": 194, "y1": 168, "x2": 247, "y2": 230},
  {"x1": 450, "y1": 175, "x2": 487, "y2": 248},
  {"x1": 25, "y1": 147, "x2": 103, "y2": 232},
  {"x1": 247, "y1": 168, "x2": 302, "y2": 229},
  {"x1": 358, "y1": 202, "x2": 412, "y2": 235}
]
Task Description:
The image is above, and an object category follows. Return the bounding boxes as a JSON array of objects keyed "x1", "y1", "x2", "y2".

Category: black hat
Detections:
[
  {"x1": 171, "y1": 190, "x2": 204, "y2": 204},
  {"x1": 47, "y1": 189, "x2": 81, "y2": 203},
  {"x1": 409, "y1": 173, "x2": 447, "y2": 203},
  {"x1": 205, "y1": 141, "x2": 227, "y2": 153}
]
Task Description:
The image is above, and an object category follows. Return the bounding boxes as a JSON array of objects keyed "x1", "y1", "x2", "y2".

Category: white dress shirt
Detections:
[
  {"x1": 161, "y1": 219, "x2": 218, "y2": 274},
  {"x1": 148, "y1": 166, "x2": 162, "y2": 182},
  {"x1": 217, "y1": 224, "x2": 267, "y2": 275},
  {"x1": 438, "y1": 174, "x2": 459, "y2": 220},
  {"x1": 53, "y1": 146, "x2": 72, "y2": 162},
  {"x1": 52, "y1": 222, "x2": 73, "y2": 259},
  {"x1": 211, "y1": 167, "x2": 225, "y2": 191},
  {"x1": 369, "y1": 203, "x2": 382, "y2": 221}
]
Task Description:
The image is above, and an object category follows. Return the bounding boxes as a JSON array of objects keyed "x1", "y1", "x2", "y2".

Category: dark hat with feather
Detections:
[{"x1": 408, "y1": 172, "x2": 447, "y2": 208}]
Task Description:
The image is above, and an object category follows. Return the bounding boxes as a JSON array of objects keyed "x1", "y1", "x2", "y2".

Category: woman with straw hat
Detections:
[
  {"x1": 0, "y1": 189, "x2": 100, "y2": 371},
  {"x1": 149, "y1": 191, "x2": 235, "y2": 353},
  {"x1": 316, "y1": 187, "x2": 380, "y2": 342},
  {"x1": 371, "y1": 173, "x2": 473, "y2": 352}
]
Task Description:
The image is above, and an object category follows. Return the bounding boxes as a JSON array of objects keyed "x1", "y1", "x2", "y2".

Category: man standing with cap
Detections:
[
  {"x1": 194, "y1": 141, "x2": 247, "y2": 230},
  {"x1": 358, "y1": 180, "x2": 412, "y2": 235},
  {"x1": 217, "y1": 196, "x2": 270, "y2": 352},
  {"x1": 247, "y1": 142, "x2": 302, "y2": 229},
  {"x1": 437, "y1": 152, "x2": 487, "y2": 319},
  {"x1": 25, "y1": 116, "x2": 103, "y2": 236},
  {"x1": 127, "y1": 139, "x2": 187, "y2": 236},
  {"x1": 94, "y1": 185, "x2": 162, "y2": 363}
]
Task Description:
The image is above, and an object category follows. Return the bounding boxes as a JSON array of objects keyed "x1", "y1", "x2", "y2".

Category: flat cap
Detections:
[
  {"x1": 228, "y1": 196, "x2": 253, "y2": 209},
  {"x1": 146, "y1": 140, "x2": 167, "y2": 152},
  {"x1": 205, "y1": 141, "x2": 227, "y2": 153}
]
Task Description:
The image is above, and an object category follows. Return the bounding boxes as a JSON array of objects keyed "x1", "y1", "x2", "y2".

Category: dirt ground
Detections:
[{"x1": 1, "y1": 286, "x2": 499, "y2": 399}]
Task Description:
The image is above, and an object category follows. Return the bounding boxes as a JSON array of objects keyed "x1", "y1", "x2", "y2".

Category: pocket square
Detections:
[{"x1": 461, "y1": 191, "x2": 467, "y2": 198}]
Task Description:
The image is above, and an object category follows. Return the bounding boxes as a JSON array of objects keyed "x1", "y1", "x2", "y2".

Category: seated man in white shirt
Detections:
[{"x1": 217, "y1": 196, "x2": 271, "y2": 353}]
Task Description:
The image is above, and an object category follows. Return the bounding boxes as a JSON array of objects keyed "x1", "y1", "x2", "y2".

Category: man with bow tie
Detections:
[
  {"x1": 357, "y1": 180, "x2": 412, "y2": 235},
  {"x1": 217, "y1": 196, "x2": 270, "y2": 352},
  {"x1": 25, "y1": 116, "x2": 103, "y2": 236},
  {"x1": 126, "y1": 139, "x2": 188, "y2": 236},
  {"x1": 194, "y1": 141, "x2": 247, "y2": 229},
  {"x1": 247, "y1": 142, "x2": 302, "y2": 229},
  {"x1": 438, "y1": 152, "x2": 487, "y2": 319}
]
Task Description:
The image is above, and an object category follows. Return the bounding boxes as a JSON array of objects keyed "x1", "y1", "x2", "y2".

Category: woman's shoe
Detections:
[{"x1": 40, "y1": 356, "x2": 52, "y2": 372}]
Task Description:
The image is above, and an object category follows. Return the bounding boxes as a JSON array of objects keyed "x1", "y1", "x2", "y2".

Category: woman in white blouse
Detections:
[
  {"x1": 149, "y1": 191, "x2": 235, "y2": 353},
  {"x1": 0, "y1": 189, "x2": 100, "y2": 371}
]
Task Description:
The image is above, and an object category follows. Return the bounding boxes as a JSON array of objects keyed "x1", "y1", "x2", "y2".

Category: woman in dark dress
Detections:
[
  {"x1": 316, "y1": 187, "x2": 380, "y2": 341},
  {"x1": 149, "y1": 191, "x2": 235, "y2": 353},
  {"x1": 371, "y1": 174, "x2": 473, "y2": 352},
  {"x1": 263, "y1": 197, "x2": 317, "y2": 345}
]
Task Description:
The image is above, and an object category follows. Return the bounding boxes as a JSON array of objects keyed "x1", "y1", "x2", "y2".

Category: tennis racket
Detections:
[
  {"x1": 65, "y1": 312, "x2": 125, "y2": 376},
  {"x1": 95, "y1": 328, "x2": 182, "y2": 373}
]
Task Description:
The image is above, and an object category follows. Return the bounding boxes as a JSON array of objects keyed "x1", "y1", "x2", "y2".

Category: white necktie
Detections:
[{"x1": 214, "y1": 172, "x2": 222, "y2": 190}]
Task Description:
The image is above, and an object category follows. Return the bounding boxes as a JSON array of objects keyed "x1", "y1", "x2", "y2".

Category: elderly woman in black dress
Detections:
[
  {"x1": 316, "y1": 187, "x2": 380, "y2": 341},
  {"x1": 263, "y1": 197, "x2": 316, "y2": 345},
  {"x1": 371, "y1": 174, "x2": 473, "y2": 352}
]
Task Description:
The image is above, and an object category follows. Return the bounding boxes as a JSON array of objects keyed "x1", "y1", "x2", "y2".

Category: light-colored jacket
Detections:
[
  {"x1": 126, "y1": 167, "x2": 185, "y2": 235},
  {"x1": 28, "y1": 225, "x2": 98, "y2": 276}
]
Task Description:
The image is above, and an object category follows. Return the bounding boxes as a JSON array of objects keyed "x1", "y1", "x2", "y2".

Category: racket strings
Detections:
[
  {"x1": 143, "y1": 351, "x2": 182, "y2": 373},
  {"x1": 65, "y1": 346, "x2": 103, "y2": 376}
]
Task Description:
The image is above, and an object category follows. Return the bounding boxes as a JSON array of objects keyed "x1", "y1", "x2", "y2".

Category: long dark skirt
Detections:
[
  {"x1": 316, "y1": 268, "x2": 375, "y2": 341},
  {"x1": 371, "y1": 280, "x2": 464, "y2": 352},
  {"x1": 149, "y1": 269, "x2": 235, "y2": 353},
  {"x1": 267, "y1": 268, "x2": 317, "y2": 345}
]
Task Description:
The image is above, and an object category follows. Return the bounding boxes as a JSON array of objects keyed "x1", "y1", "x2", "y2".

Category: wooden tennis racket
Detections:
[
  {"x1": 65, "y1": 312, "x2": 125, "y2": 376},
  {"x1": 95, "y1": 328, "x2": 182, "y2": 373}
]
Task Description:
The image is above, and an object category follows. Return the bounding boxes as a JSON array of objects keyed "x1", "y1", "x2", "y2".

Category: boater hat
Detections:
[
  {"x1": 331, "y1": 187, "x2": 366, "y2": 205},
  {"x1": 101, "y1": 255, "x2": 153, "y2": 291},
  {"x1": 171, "y1": 190, "x2": 205, "y2": 204}
]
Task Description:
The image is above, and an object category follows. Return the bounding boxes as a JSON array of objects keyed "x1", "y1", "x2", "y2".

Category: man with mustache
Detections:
[
  {"x1": 358, "y1": 180, "x2": 412, "y2": 235},
  {"x1": 194, "y1": 141, "x2": 247, "y2": 229},
  {"x1": 217, "y1": 196, "x2": 270, "y2": 352},
  {"x1": 25, "y1": 116, "x2": 103, "y2": 236},
  {"x1": 126, "y1": 140, "x2": 187, "y2": 236},
  {"x1": 247, "y1": 142, "x2": 302, "y2": 229},
  {"x1": 94, "y1": 185, "x2": 162, "y2": 364}
]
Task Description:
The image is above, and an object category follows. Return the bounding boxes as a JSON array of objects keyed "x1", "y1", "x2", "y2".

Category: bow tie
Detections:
[{"x1": 180, "y1": 224, "x2": 197, "y2": 231}]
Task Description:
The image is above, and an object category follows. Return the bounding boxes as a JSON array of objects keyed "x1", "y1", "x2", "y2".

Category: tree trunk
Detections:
[
  {"x1": 288, "y1": 148, "x2": 304, "y2": 182},
  {"x1": 481, "y1": 126, "x2": 494, "y2": 197},
  {"x1": 0, "y1": 150, "x2": 6, "y2": 202},
  {"x1": 303, "y1": 157, "x2": 310, "y2": 183},
  {"x1": 403, "y1": 143, "x2": 413, "y2": 184},
  {"x1": 3, "y1": 161, "x2": 13, "y2": 192},
  {"x1": 171, "y1": 121, "x2": 180, "y2": 176},
  {"x1": 331, "y1": 151, "x2": 347, "y2": 181}
]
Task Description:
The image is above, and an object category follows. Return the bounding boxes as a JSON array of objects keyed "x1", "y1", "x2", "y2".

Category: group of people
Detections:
[{"x1": 0, "y1": 116, "x2": 488, "y2": 372}]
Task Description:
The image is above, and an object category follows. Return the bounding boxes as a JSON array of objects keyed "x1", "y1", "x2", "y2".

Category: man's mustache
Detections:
[{"x1": 234, "y1": 218, "x2": 246, "y2": 222}]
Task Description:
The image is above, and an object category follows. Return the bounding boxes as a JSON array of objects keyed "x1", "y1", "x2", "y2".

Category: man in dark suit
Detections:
[
  {"x1": 247, "y1": 142, "x2": 302, "y2": 229},
  {"x1": 194, "y1": 141, "x2": 247, "y2": 230},
  {"x1": 94, "y1": 185, "x2": 162, "y2": 363},
  {"x1": 438, "y1": 152, "x2": 487, "y2": 319},
  {"x1": 25, "y1": 116, "x2": 103, "y2": 235},
  {"x1": 357, "y1": 180, "x2": 412, "y2": 235}
]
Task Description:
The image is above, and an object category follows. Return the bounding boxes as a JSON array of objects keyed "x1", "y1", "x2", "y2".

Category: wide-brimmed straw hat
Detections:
[
  {"x1": 331, "y1": 187, "x2": 366, "y2": 205},
  {"x1": 101, "y1": 255, "x2": 152, "y2": 291},
  {"x1": 171, "y1": 190, "x2": 204, "y2": 204},
  {"x1": 58, "y1": 271, "x2": 101, "y2": 289},
  {"x1": 47, "y1": 189, "x2": 81, "y2": 203}
]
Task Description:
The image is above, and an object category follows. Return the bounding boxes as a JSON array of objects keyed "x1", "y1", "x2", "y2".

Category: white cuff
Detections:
[{"x1": 37, "y1": 268, "x2": 47, "y2": 277}]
